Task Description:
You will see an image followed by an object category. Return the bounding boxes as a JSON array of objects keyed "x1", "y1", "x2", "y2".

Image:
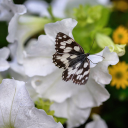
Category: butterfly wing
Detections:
[
  {"x1": 62, "y1": 58, "x2": 90, "y2": 85},
  {"x1": 53, "y1": 32, "x2": 84, "y2": 69},
  {"x1": 55, "y1": 32, "x2": 84, "y2": 54},
  {"x1": 53, "y1": 32, "x2": 90, "y2": 85}
]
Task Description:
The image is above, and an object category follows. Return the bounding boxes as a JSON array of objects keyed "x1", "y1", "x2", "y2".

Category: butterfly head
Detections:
[{"x1": 86, "y1": 53, "x2": 90, "y2": 57}]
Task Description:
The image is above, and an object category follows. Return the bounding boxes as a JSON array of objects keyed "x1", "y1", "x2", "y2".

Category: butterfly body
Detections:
[{"x1": 53, "y1": 32, "x2": 90, "y2": 85}]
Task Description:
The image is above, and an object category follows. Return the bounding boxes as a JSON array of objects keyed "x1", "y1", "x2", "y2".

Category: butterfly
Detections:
[{"x1": 53, "y1": 32, "x2": 90, "y2": 85}]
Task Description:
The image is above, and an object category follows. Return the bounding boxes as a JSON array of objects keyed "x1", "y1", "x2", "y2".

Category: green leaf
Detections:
[
  {"x1": 35, "y1": 98, "x2": 55, "y2": 116},
  {"x1": 95, "y1": 7, "x2": 110, "y2": 28},
  {"x1": 54, "y1": 117, "x2": 67, "y2": 124},
  {"x1": 96, "y1": 33, "x2": 126, "y2": 56},
  {"x1": 98, "y1": 28, "x2": 112, "y2": 35},
  {"x1": 87, "y1": 5, "x2": 102, "y2": 23}
]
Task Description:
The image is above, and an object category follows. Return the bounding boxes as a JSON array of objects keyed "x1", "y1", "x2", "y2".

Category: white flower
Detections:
[
  {"x1": 5, "y1": 0, "x2": 50, "y2": 65},
  {"x1": 23, "y1": 18, "x2": 118, "y2": 127},
  {"x1": 7, "y1": 14, "x2": 51, "y2": 64},
  {"x1": 26, "y1": 72, "x2": 109, "y2": 128},
  {"x1": 0, "y1": 0, "x2": 26, "y2": 21},
  {"x1": 51, "y1": 99, "x2": 91, "y2": 128},
  {"x1": 90, "y1": 47, "x2": 119, "y2": 85},
  {"x1": 85, "y1": 114, "x2": 108, "y2": 128},
  {"x1": 0, "y1": 79, "x2": 63, "y2": 128},
  {"x1": 25, "y1": 0, "x2": 69, "y2": 18},
  {"x1": 23, "y1": 18, "x2": 103, "y2": 77},
  {"x1": 0, "y1": 47, "x2": 10, "y2": 71},
  {"x1": 23, "y1": 18, "x2": 77, "y2": 77},
  {"x1": 9, "y1": 18, "x2": 118, "y2": 127}
]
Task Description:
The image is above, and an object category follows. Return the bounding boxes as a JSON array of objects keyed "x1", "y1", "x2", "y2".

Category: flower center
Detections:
[
  {"x1": 118, "y1": 34, "x2": 123, "y2": 39},
  {"x1": 115, "y1": 72, "x2": 123, "y2": 79}
]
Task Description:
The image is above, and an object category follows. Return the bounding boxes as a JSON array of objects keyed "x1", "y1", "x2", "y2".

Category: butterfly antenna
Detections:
[
  {"x1": 87, "y1": 39, "x2": 105, "y2": 59},
  {"x1": 88, "y1": 38, "x2": 95, "y2": 53},
  {"x1": 95, "y1": 55, "x2": 105, "y2": 59}
]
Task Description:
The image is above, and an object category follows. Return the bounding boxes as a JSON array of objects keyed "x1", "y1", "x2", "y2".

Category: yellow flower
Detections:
[
  {"x1": 109, "y1": 61, "x2": 128, "y2": 89},
  {"x1": 113, "y1": 26, "x2": 128, "y2": 44},
  {"x1": 113, "y1": 0, "x2": 128, "y2": 12}
]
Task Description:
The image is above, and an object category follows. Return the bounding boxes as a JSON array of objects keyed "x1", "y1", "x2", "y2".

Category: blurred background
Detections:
[{"x1": 1, "y1": 0, "x2": 128, "y2": 128}]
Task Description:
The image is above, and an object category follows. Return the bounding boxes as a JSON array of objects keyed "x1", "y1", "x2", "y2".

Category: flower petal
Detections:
[
  {"x1": 45, "y1": 18, "x2": 77, "y2": 41},
  {"x1": 0, "y1": 0, "x2": 26, "y2": 21},
  {"x1": 24, "y1": 57, "x2": 57, "y2": 77},
  {"x1": 0, "y1": 47, "x2": 10, "y2": 60},
  {"x1": 51, "y1": 99, "x2": 91, "y2": 128},
  {"x1": 72, "y1": 78, "x2": 110, "y2": 108},
  {"x1": 88, "y1": 49, "x2": 104, "y2": 68},
  {"x1": 26, "y1": 35, "x2": 55, "y2": 56},
  {"x1": 52, "y1": 0, "x2": 69, "y2": 18},
  {"x1": 24, "y1": 0, "x2": 49, "y2": 17},
  {"x1": 0, "y1": 47, "x2": 10, "y2": 71},
  {"x1": 0, "y1": 79, "x2": 63, "y2": 128},
  {"x1": 0, "y1": 59, "x2": 10, "y2": 72},
  {"x1": 90, "y1": 47, "x2": 119, "y2": 85},
  {"x1": 85, "y1": 114, "x2": 108, "y2": 128},
  {"x1": 29, "y1": 70, "x2": 77, "y2": 102}
]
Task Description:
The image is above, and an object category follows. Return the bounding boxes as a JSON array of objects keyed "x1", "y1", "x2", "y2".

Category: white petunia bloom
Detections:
[
  {"x1": 7, "y1": 15, "x2": 51, "y2": 64},
  {"x1": 0, "y1": 0, "x2": 26, "y2": 21},
  {"x1": 0, "y1": 79, "x2": 63, "y2": 128},
  {"x1": 5, "y1": 0, "x2": 50, "y2": 65},
  {"x1": 24, "y1": 0, "x2": 111, "y2": 19},
  {"x1": 0, "y1": 47, "x2": 10, "y2": 71},
  {"x1": 22, "y1": 18, "x2": 118, "y2": 127},
  {"x1": 85, "y1": 114, "x2": 108, "y2": 128},
  {"x1": 25, "y1": 0, "x2": 69, "y2": 18},
  {"x1": 9, "y1": 18, "x2": 118, "y2": 127}
]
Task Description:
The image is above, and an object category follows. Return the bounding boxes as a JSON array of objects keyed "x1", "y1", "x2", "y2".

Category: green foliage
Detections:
[
  {"x1": 55, "y1": 117, "x2": 67, "y2": 124},
  {"x1": 73, "y1": 5, "x2": 112, "y2": 54},
  {"x1": 74, "y1": 5, "x2": 102, "y2": 26},
  {"x1": 35, "y1": 98, "x2": 67, "y2": 124},
  {"x1": 74, "y1": 5, "x2": 110, "y2": 28},
  {"x1": 96, "y1": 33, "x2": 126, "y2": 56},
  {"x1": 0, "y1": 22, "x2": 8, "y2": 48},
  {"x1": 101, "y1": 84, "x2": 128, "y2": 128},
  {"x1": 47, "y1": 6, "x2": 55, "y2": 20},
  {"x1": 35, "y1": 98, "x2": 54, "y2": 116}
]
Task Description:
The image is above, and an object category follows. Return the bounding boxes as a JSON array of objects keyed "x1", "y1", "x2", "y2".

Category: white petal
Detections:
[
  {"x1": 26, "y1": 35, "x2": 55, "y2": 56},
  {"x1": 0, "y1": 79, "x2": 63, "y2": 128},
  {"x1": 29, "y1": 70, "x2": 77, "y2": 102},
  {"x1": 45, "y1": 18, "x2": 77, "y2": 41},
  {"x1": 0, "y1": 47, "x2": 10, "y2": 59},
  {"x1": 0, "y1": 47, "x2": 10, "y2": 71},
  {"x1": 90, "y1": 47, "x2": 119, "y2": 85},
  {"x1": 97, "y1": 0, "x2": 110, "y2": 5},
  {"x1": 23, "y1": 35, "x2": 56, "y2": 77},
  {"x1": 72, "y1": 78, "x2": 110, "y2": 108},
  {"x1": 0, "y1": 0, "x2": 26, "y2": 21},
  {"x1": 6, "y1": 14, "x2": 19, "y2": 43},
  {"x1": 24, "y1": 0, "x2": 49, "y2": 17},
  {"x1": 85, "y1": 114, "x2": 108, "y2": 128},
  {"x1": 10, "y1": 58, "x2": 25, "y2": 76},
  {"x1": 51, "y1": 99, "x2": 91, "y2": 128},
  {"x1": 50, "y1": 100, "x2": 68, "y2": 118},
  {"x1": 24, "y1": 57, "x2": 57, "y2": 77},
  {"x1": 88, "y1": 49, "x2": 104, "y2": 68},
  {"x1": 52, "y1": 0, "x2": 69, "y2": 18},
  {"x1": 0, "y1": 59, "x2": 10, "y2": 71},
  {"x1": 67, "y1": 102, "x2": 91, "y2": 128},
  {"x1": 7, "y1": 15, "x2": 47, "y2": 64}
]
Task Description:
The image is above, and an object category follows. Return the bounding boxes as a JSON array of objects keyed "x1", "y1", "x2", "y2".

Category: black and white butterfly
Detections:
[{"x1": 53, "y1": 32, "x2": 91, "y2": 85}]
